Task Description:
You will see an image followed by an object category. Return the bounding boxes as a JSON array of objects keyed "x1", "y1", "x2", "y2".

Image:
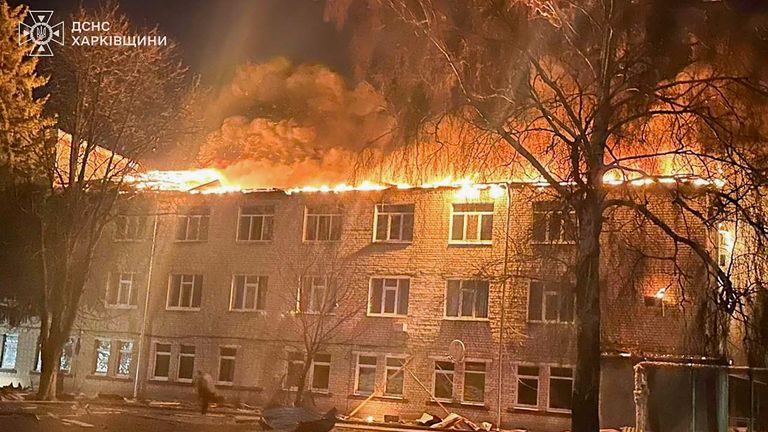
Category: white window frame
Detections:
[
  {"x1": 151, "y1": 342, "x2": 172, "y2": 381},
  {"x1": 114, "y1": 215, "x2": 147, "y2": 241},
  {"x1": 115, "y1": 340, "x2": 133, "y2": 378},
  {"x1": 107, "y1": 272, "x2": 137, "y2": 308},
  {"x1": 383, "y1": 355, "x2": 407, "y2": 398},
  {"x1": 309, "y1": 353, "x2": 331, "y2": 393},
  {"x1": 432, "y1": 359, "x2": 455, "y2": 402},
  {"x1": 353, "y1": 354, "x2": 378, "y2": 396},
  {"x1": 284, "y1": 351, "x2": 305, "y2": 391},
  {"x1": 59, "y1": 337, "x2": 77, "y2": 374},
  {"x1": 217, "y1": 345, "x2": 238, "y2": 385},
  {"x1": 175, "y1": 212, "x2": 210, "y2": 242},
  {"x1": 448, "y1": 203, "x2": 494, "y2": 245},
  {"x1": 547, "y1": 365, "x2": 574, "y2": 413},
  {"x1": 367, "y1": 277, "x2": 410, "y2": 317},
  {"x1": 93, "y1": 338, "x2": 111, "y2": 376},
  {"x1": 444, "y1": 279, "x2": 490, "y2": 320},
  {"x1": 0, "y1": 334, "x2": 18, "y2": 370},
  {"x1": 303, "y1": 207, "x2": 343, "y2": 242},
  {"x1": 236, "y1": 205, "x2": 275, "y2": 242},
  {"x1": 229, "y1": 275, "x2": 267, "y2": 312},
  {"x1": 373, "y1": 204, "x2": 415, "y2": 243},
  {"x1": 166, "y1": 274, "x2": 202, "y2": 311},
  {"x1": 515, "y1": 364, "x2": 540, "y2": 410},
  {"x1": 527, "y1": 281, "x2": 575, "y2": 324},
  {"x1": 303, "y1": 276, "x2": 329, "y2": 314},
  {"x1": 461, "y1": 359, "x2": 488, "y2": 405},
  {"x1": 177, "y1": 344, "x2": 196, "y2": 382}
]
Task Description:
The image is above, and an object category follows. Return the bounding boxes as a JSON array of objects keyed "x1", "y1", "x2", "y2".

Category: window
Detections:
[
  {"x1": 300, "y1": 276, "x2": 335, "y2": 313},
  {"x1": 1, "y1": 334, "x2": 18, "y2": 369},
  {"x1": 433, "y1": 361, "x2": 454, "y2": 401},
  {"x1": 152, "y1": 343, "x2": 171, "y2": 379},
  {"x1": 532, "y1": 202, "x2": 575, "y2": 243},
  {"x1": 368, "y1": 278, "x2": 409, "y2": 316},
  {"x1": 516, "y1": 365, "x2": 540, "y2": 408},
  {"x1": 717, "y1": 229, "x2": 732, "y2": 268},
  {"x1": 107, "y1": 272, "x2": 137, "y2": 307},
  {"x1": 178, "y1": 345, "x2": 195, "y2": 381},
  {"x1": 311, "y1": 354, "x2": 331, "y2": 392},
  {"x1": 450, "y1": 203, "x2": 493, "y2": 244},
  {"x1": 60, "y1": 337, "x2": 76, "y2": 373},
  {"x1": 528, "y1": 281, "x2": 575, "y2": 323},
  {"x1": 175, "y1": 207, "x2": 210, "y2": 241},
  {"x1": 237, "y1": 205, "x2": 274, "y2": 241},
  {"x1": 445, "y1": 280, "x2": 489, "y2": 319},
  {"x1": 384, "y1": 357, "x2": 406, "y2": 397},
  {"x1": 463, "y1": 361, "x2": 486, "y2": 404},
  {"x1": 548, "y1": 367, "x2": 574, "y2": 412},
  {"x1": 355, "y1": 355, "x2": 377, "y2": 395},
  {"x1": 94, "y1": 339, "x2": 111, "y2": 375},
  {"x1": 167, "y1": 274, "x2": 202, "y2": 310},
  {"x1": 230, "y1": 275, "x2": 267, "y2": 311},
  {"x1": 304, "y1": 206, "x2": 342, "y2": 241},
  {"x1": 285, "y1": 351, "x2": 305, "y2": 390},
  {"x1": 374, "y1": 204, "x2": 414, "y2": 242},
  {"x1": 117, "y1": 341, "x2": 133, "y2": 377},
  {"x1": 115, "y1": 215, "x2": 147, "y2": 241},
  {"x1": 218, "y1": 347, "x2": 237, "y2": 384}
]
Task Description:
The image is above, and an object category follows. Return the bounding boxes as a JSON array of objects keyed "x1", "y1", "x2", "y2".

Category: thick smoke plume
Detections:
[{"x1": 198, "y1": 57, "x2": 395, "y2": 188}]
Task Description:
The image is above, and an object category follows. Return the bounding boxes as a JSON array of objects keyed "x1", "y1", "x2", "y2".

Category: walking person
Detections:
[{"x1": 193, "y1": 370, "x2": 218, "y2": 415}]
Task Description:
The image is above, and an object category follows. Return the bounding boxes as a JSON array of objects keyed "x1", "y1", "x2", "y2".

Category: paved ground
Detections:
[{"x1": 0, "y1": 402, "x2": 264, "y2": 431}]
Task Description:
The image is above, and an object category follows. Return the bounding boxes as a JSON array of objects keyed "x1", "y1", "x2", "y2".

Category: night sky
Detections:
[{"x1": 9, "y1": 0, "x2": 351, "y2": 84}]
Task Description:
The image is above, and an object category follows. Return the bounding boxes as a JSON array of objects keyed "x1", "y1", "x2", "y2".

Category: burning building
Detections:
[{"x1": 0, "y1": 176, "x2": 760, "y2": 431}]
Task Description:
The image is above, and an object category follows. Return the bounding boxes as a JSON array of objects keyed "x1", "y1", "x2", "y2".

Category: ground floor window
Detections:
[
  {"x1": 116, "y1": 341, "x2": 133, "y2": 377},
  {"x1": 0, "y1": 334, "x2": 18, "y2": 369},
  {"x1": 355, "y1": 355, "x2": 377, "y2": 395},
  {"x1": 548, "y1": 366, "x2": 573, "y2": 411},
  {"x1": 178, "y1": 345, "x2": 195, "y2": 381},
  {"x1": 152, "y1": 343, "x2": 171, "y2": 379},
  {"x1": 463, "y1": 361, "x2": 486, "y2": 404},
  {"x1": 385, "y1": 357, "x2": 406, "y2": 397},
  {"x1": 433, "y1": 361, "x2": 454, "y2": 401},
  {"x1": 35, "y1": 337, "x2": 77, "y2": 373},
  {"x1": 93, "y1": 339, "x2": 111, "y2": 375},
  {"x1": 516, "y1": 365, "x2": 540, "y2": 408},
  {"x1": 311, "y1": 354, "x2": 331, "y2": 392},
  {"x1": 218, "y1": 347, "x2": 237, "y2": 384}
]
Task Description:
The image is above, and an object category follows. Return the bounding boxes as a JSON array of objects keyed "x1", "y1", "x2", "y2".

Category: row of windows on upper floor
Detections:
[
  {"x1": 106, "y1": 272, "x2": 578, "y2": 324},
  {"x1": 115, "y1": 202, "x2": 576, "y2": 245}
]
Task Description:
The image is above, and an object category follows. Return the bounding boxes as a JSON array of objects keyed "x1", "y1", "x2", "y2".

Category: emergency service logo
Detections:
[{"x1": 18, "y1": 10, "x2": 65, "y2": 57}]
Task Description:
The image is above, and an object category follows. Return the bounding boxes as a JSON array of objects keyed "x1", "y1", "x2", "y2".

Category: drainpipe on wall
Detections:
[
  {"x1": 133, "y1": 213, "x2": 159, "y2": 399},
  {"x1": 496, "y1": 182, "x2": 512, "y2": 427}
]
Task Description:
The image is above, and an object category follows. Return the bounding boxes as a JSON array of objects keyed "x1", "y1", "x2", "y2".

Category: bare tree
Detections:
[
  {"x1": 326, "y1": 1, "x2": 768, "y2": 430},
  {"x1": 33, "y1": 3, "x2": 198, "y2": 399}
]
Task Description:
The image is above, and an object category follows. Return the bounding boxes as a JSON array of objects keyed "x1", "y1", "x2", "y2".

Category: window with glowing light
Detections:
[
  {"x1": 304, "y1": 205, "x2": 342, "y2": 242},
  {"x1": 532, "y1": 202, "x2": 575, "y2": 244},
  {"x1": 114, "y1": 215, "x2": 148, "y2": 241},
  {"x1": 368, "y1": 278, "x2": 409, "y2": 316},
  {"x1": 300, "y1": 276, "x2": 336, "y2": 314},
  {"x1": 34, "y1": 337, "x2": 77, "y2": 373},
  {"x1": 717, "y1": 229, "x2": 732, "y2": 268},
  {"x1": 237, "y1": 205, "x2": 274, "y2": 241},
  {"x1": 152, "y1": 343, "x2": 171, "y2": 379},
  {"x1": 445, "y1": 280, "x2": 489, "y2": 319},
  {"x1": 178, "y1": 345, "x2": 195, "y2": 381},
  {"x1": 384, "y1": 356, "x2": 406, "y2": 397},
  {"x1": 528, "y1": 281, "x2": 575, "y2": 323},
  {"x1": 515, "y1": 365, "x2": 540, "y2": 408},
  {"x1": 374, "y1": 204, "x2": 414, "y2": 243},
  {"x1": 355, "y1": 355, "x2": 377, "y2": 395},
  {"x1": 93, "y1": 338, "x2": 111, "y2": 375},
  {"x1": 548, "y1": 366, "x2": 573, "y2": 412},
  {"x1": 175, "y1": 206, "x2": 210, "y2": 241},
  {"x1": 449, "y1": 203, "x2": 494, "y2": 244},
  {"x1": 433, "y1": 361, "x2": 454, "y2": 401},
  {"x1": 218, "y1": 346, "x2": 237, "y2": 384},
  {"x1": 230, "y1": 275, "x2": 267, "y2": 312},
  {"x1": 107, "y1": 272, "x2": 138, "y2": 307},
  {"x1": 0, "y1": 334, "x2": 18, "y2": 370},
  {"x1": 116, "y1": 341, "x2": 133, "y2": 377},
  {"x1": 462, "y1": 361, "x2": 487, "y2": 404},
  {"x1": 167, "y1": 274, "x2": 202, "y2": 310}
]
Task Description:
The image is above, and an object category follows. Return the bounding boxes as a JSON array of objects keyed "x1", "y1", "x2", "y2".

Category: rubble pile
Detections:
[{"x1": 0, "y1": 383, "x2": 28, "y2": 401}]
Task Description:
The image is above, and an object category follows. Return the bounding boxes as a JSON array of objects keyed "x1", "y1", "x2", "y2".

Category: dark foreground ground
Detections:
[{"x1": 0, "y1": 402, "x2": 264, "y2": 431}]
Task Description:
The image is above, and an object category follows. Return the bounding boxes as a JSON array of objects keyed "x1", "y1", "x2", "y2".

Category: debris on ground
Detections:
[
  {"x1": 0, "y1": 383, "x2": 28, "y2": 401},
  {"x1": 417, "y1": 413, "x2": 442, "y2": 426},
  {"x1": 147, "y1": 400, "x2": 182, "y2": 408},
  {"x1": 60, "y1": 418, "x2": 95, "y2": 428}
]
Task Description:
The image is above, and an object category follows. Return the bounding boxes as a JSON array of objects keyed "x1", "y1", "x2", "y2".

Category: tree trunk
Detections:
[
  {"x1": 293, "y1": 355, "x2": 313, "y2": 407},
  {"x1": 36, "y1": 328, "x2": 65, "y2": 400},
  {"x1": 571, "y1": 196, "x2": 603, "y2": 432}
]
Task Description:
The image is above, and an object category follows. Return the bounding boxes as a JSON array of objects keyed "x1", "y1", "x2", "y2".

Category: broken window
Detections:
[
  {"x1": 178, "y1": 345, "x2": 195, "y2": 381},
  {"x1": 304, "y1": 205, "x2": 342, "y2": 242},
  {"x1": 516, "y1": 365, "x2": 539, "y2": 408},
  {"x1": 285, "y1": 352, "x2": 305, "y2": 390},
  {"x1": 528, "y1": 281, "x2": 574, "y2": 323},
  {"x1": 445, "y1": 280, "x2": 489, "y2": 319},
  {"x1": 548, "y1": 366, "x2": 573, "y2": 411},
  {"x1": 463, "y1": 361, "x2": 486, "y2": 404},
  {"x1": 450, "y1": 203, "x2": 494, "y2": 244},
  {"x1": 368, "y1": 278, "x2": 409, "y2": 316},
  {"x1": 384, "y1": 356, "x2": 406, "y2": 397},
  {"x1": 311, "y1": 354, "x2": 331, "y2": 392},
  {"x1": 107, "y1": 272, "x2": 138, "y2": 307},
  {"x1": 218, "y1": 347, "x2": 237, "y2": 384},
  {"x1": 0, "y1": 334, "x2": 18, "y2": 369},
  {"x1": 114, "y1": 215, "x2": 147, "y2": 241},
  {"x1": 300, "y1": 276, "x2": 335, "y2": 314},
  {"x1": 355, "y1": 355, "x2": 377, "y2": 395},
  {"x1": 237, "y1": 205, "x2": 274, "y2": 241},
  {"x1": 153, "y1": 343, "x2": 171, "y2": 379},
  {"x1": 175, "y1": 207, "x2": 210, "y2": 241},
  {"x1": 433, "y1": 361, "x2": 454, "y2": 401},
  {"x1": 117, "y1": 341, "x2": 133, "y2": 377},
  {"x1": 374, "y1": 204, "x2": 415, "y2": 242},
  {"x1": 94, "y1": 339, "x2": 111, "y2": 375},
  {"x1": 167, "y1": 274, "x2": 202, "y2": 309},
  {"x1": 230, "y1": 275, "x2": 267, "y2": 311},
  {"x1": 532, "y1": 201, "x2": 575, "y2": 243}
]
